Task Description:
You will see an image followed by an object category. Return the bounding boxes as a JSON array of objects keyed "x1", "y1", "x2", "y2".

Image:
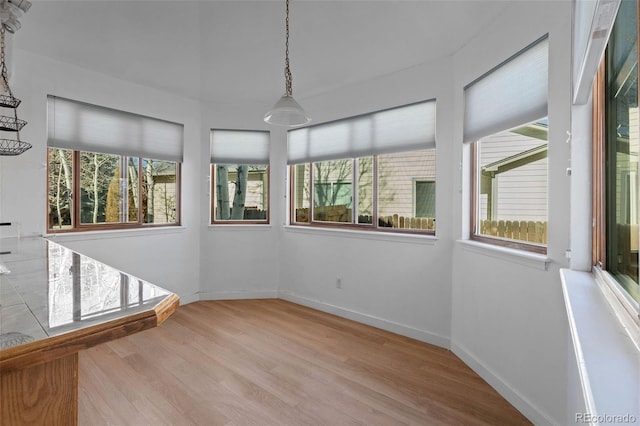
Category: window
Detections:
[
  {"x1": 289, "y1": 101, "x2": 436, "y2": 233},
  {"x1": 471, "y1": 121, "x2": 548, "y2": 253},
  {"x1": 593, "y1": 0, "x2": 640, "y2": 316},
  {"x1": 47, "y1": 97, "x2": 183, "y2": 232},
  {"x1": 415, "y1": 180, "x2": 436, "y2": 219},
  {"x1": 464, "y1": 36, "x2": 549, "y2": 253},
  {"x1": 210, "y1": 130, "x2": 270, "y2": 224}
]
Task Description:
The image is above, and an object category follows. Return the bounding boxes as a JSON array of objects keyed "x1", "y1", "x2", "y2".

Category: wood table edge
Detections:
[{"x1": 0, "y1": 294, "x2": 180, "y2": 372}]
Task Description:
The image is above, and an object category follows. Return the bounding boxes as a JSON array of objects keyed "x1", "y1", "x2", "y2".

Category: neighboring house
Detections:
[
  {"x1": 298, "y1": 150, "x2": 437, "y2": 223},
  {"x1": 378, "y1": 150, "x2": 436, "y2": 219},
  {"x1": 478, "y1": 122, "x2": 548, "y2": 223},
  {"x1": 148, "y1": 162, "x2": 177, "y2": 224}
]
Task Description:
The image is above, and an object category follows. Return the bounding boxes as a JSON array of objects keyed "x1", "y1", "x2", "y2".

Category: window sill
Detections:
[
  {"x1": 560, "y1": 269, "x2": 640, "y2": 423},
  {"x1": 283, "y1": 224, "x2": 437, "y2": 245},
  {"x1": 457, "y1": 239, "x2": 550, "y2": 270},
  {"x1": 207, "y1": 224, "x2": 273, "y2": 231},
  {"x1": 45, "y1": 226, "x2": 186, "y2": 242}
]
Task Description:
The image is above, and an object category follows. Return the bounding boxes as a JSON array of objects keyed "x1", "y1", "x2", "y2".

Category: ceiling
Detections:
[{"x1": 14, "y1": 0, "x2": 513, "y2": 107}]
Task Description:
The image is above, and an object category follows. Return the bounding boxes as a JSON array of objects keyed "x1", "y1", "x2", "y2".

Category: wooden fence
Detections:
[
  {"x1": 376, "y1": 215, "x2": 435, "y2": 230},
  {"x1": 296, "y1": 207, "x2": 545, "y2": 241},
  {"x1": 479, "y1": 220, "x2": 547, "y2": 244},
  {"x1": 295, "y1": 207, "x2": 435, "y2": 230}
]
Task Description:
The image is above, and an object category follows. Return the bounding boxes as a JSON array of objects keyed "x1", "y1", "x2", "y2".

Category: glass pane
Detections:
[
  {"x1": 475, "y1": 120, "x2": 548, "y2": 245},
  {"x1": 48, "y1": 148, "x2": 73, "y2": 230},
  {"x1": 213, "y1": 164, "x2": 268, "y2": 222},
  {"x1": 79, "y1": 152, "x2": 120, "y2": 224},
  {"x1": 313, "y1": 159, "x2": 353, "y2": 223},
  {"x1": 605, "y1": 0, "x2": 639, "y2": 302},
  {"x1": 293, "y1": 163, "x2": 310, "y2": 223},
  {"x1": 378, "y1": 149, "x2": 435, "y2": 231},
  {"x1": 416, "y1": 181, "x2": 436, "y2": 218},
  {"x1": 142, "y1": 159, "x2": 178, "y2": 224},
  {"x1": 126, "y1": 158, "x2": 140, "y2": 222},
  {"x1": 357, "y1": 157, "x2": 374, "y2": 224}
]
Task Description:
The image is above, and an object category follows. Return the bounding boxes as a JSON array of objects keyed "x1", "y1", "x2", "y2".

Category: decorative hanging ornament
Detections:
[{"x1": 0, "y1": 25, "x2": 30, "y2": 155}]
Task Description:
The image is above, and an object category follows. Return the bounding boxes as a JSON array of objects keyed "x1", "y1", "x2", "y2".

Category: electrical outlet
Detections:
[{"x1": 336, "y1": 277, "x2": 342, "y2": 289}]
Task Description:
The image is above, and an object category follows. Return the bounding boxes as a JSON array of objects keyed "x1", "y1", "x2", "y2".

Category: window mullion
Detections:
[
  {"x1": 352, "y1": 158, "x2": 358, "y2": 224},
  {"x1": 120, "y1": 157, "x2": 128, "y2": 224},
  {"x1": 138, "y1": 158, "x2": 143, "y2": 225},
  {"x1": 470, "y1": 143, "x2": 478, "y2": 237},
  {"x1": 72, "y1": 150, "x2": 81, "y2": 230},
  {"x1": 310, "y1": 162, "x2": 315, "y2": 223},
  {"x1": 373, "y1": 155, "x2": 378, "y2": 229}
]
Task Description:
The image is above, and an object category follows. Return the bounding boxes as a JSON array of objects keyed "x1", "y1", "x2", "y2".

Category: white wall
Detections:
[
  {"x1": 451, "y1": 2, "x2": 572, "y2": 424},
  {"x1": 0, "y1": 1, "x2": 580, "y2": 424},
  {"x1": 198, "y1": 104, "x2": 283, "y2": 300},
  {"x1": 0, "y1": 49, "x2": 203, "y2": 303},
  {"x1": 278, "y1": 58, "x2": 455, "y2": 348}
]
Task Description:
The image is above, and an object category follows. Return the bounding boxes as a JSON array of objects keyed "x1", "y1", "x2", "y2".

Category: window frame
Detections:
[
  {"x1": 289, "y1": 151, "x2": 436, "y2": 235},
  {"x1": 209, "y1": 163, "x2": 271, "y2": 225},
  {"x1": 46, "y1": 149, "x2": 182, "y2": 233},
  {"x1": 592, "y1": 48, "x2": 640, "y2": 326},
  {"x1": 469, "y1": 136, "x2": 548, "y2": 255}
]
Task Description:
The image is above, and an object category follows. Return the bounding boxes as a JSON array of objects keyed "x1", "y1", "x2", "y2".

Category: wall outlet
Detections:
[{"x1": 336, "y1": 277, "x2": 342, "y2": 289}]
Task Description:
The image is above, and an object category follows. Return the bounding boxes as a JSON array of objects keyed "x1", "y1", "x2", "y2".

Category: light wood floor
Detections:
[{"x1": 78, "y1": 300, "x2": 531, "y2": 425}]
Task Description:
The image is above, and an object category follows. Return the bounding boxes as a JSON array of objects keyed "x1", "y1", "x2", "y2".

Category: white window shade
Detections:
[
  {"x1": 288, "y1": 100, "x2": 436, "y2": 164},
  {"x1": 47, "y1": 96, "x2": 184, "y2": 162},
  {"x1": 463, "y1": 36, "x2": 548, "y2": 144},
  {"x1": 210, "y1": 129, "x2": 270, "y2": 165}
]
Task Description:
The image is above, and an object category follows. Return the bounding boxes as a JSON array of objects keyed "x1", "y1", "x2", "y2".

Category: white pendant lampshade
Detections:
[
  {"x1": 264, "y1": 94, "x2": 310, "y2": 127},
  {"x1": 264, "y1": 0, "x2": 310, "y2": 128}
]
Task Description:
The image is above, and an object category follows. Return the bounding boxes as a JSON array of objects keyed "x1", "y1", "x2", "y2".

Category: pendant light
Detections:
[{"x1": 264, "y1": 0, "x2": 310, "y2": 127}]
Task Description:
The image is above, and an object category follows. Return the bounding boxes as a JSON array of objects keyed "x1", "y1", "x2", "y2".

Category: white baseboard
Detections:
[
  {"x1": 198, "y1": 290, "x2": 278, "y2": 301},
  {"x1": 451, "y1": 340, "x2": 558, "y2": 426},
  {"x1": 177, "y1": 292, "x2": 200, "y2": 305},
  {"x1": 278, "y1": 290, "x2": 450, "y2": 349}
]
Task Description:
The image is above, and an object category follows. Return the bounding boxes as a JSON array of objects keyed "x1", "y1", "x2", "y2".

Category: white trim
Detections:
[
  {"x1": 283, "y1": 224, "x2": 438, "y2": 245},
  {"x1": 278, "y1": 290, "x2": 450, "y2": 348},
  {"x1": 198, "y1": 290, "x2": 278, "y2": 300},
  {"x1": 207, "y1": 224, "x2": 273, "y2": 231},
  {"x1": 44, "y1": 226, "x2": 186, "y2": 242},
  {"x1": 177, "y1": 292, "x2": 200, "y2": 306},
  {"x1": 457, "y1": 239, "x2": 550, "y2": 270},
  {"x1": 593, "y1": 267, "x2": 640, "y2": 352},
  {"x1": 560, "y1": 269, "x2": 640, "y2": 426},
  {"x1": 451, "y1": 340, "x2": 558, "y2": 426}
]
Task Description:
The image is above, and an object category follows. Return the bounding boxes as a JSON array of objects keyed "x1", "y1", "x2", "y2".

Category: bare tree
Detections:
[
  {"x1": 80, "y1": 153, "x2": 118, "y2": 224},
  {"x1": 215, "y1": 165, "x2": 230, "y2": 220},
  {"x1": 314, "y1": 159, "x2": 352, "y2": 207},
  {"x1": 48, "y1": 149, "x2": 72, "y2": 228},
  {"x1": 230, "y1": 165, "x2": 248, "y2": 219},
  {"x1": 128, "y1": 158, "x2": 139, "y2": 216},
  {"x1": 144, "y1": 160, "x2": 155, "y2": 223}
]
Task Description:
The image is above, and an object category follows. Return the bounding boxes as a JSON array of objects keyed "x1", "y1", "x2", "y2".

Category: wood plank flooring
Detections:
[{"x1": 78, "y1": 299, "x2": 531, "y2": 425}]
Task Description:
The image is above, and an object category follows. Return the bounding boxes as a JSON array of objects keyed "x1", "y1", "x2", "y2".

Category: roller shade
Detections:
[
  {"x1": 210, "y1": 129, "x2": 270, "y2": 165},
  {"x1": 47, "y1": 96, "x2": 184, "y2": 162},
  {"x1": 288, "y1": 100, "x2": 436, "y2": 164},
  {"x1": 463, "y1": 36, "x2": 548, "y2": 144}
]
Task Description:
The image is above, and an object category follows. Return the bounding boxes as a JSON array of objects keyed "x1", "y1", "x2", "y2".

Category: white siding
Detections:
[{"x1": 479, "y1": 130, "x2": 548, "y2": 222}]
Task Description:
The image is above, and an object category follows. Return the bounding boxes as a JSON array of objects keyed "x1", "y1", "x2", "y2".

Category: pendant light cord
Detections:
[{"x1": 284, "y1": 0, "x2": 293, "y2": 96}]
